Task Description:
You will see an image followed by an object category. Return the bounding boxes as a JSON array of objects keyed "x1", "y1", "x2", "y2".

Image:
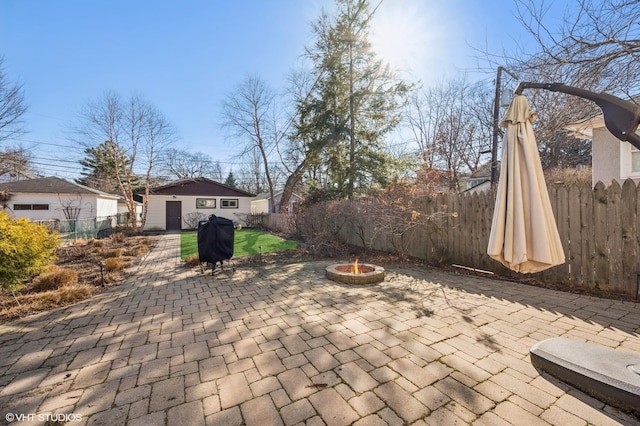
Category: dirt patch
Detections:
[{"x1": 0, "y1": 233, "x2": 159, "y2": 322}]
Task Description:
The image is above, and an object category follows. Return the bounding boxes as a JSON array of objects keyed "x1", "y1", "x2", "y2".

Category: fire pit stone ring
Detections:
[{"x1": 325, "y1": 263, "x2": 385, "y2": 285}]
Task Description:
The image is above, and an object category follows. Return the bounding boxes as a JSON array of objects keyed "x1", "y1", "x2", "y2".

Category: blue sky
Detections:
[{"x1": 0, "y1": 0, "x2": 532, "y2": 180}]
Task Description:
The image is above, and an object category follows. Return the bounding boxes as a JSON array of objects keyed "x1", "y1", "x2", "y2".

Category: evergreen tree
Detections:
[
  {"x1": 77, "y1": 141, "x2": 128, "y2": 193},
  {"x1": 224, "y1": 171, "x2": 238, "y2": 188},
  {"x1": 299, "y1": 0, "x2": 412, "y2": 199}
]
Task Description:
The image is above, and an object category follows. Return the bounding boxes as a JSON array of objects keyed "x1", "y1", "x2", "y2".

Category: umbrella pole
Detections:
[{"x1": 491, "y1": 67, "x2": 519, "y2": 186}]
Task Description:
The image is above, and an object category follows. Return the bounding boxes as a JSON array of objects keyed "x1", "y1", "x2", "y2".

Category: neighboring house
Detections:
[
  {"x1": 142, "y1": 177, "x2": 256, "y2": 231},
  {"x1": 567, "y1": 101, "x2": 640, "y2": 187},
  {"x1": 460, "y1": 162, "x2": 495, "y2": 194},
  {"x1": 0, "y1": 176, "x2": 119, "y2": 221},
  {"x1": 463, "y1": 180, "x2": 492, "y2": 195},
  {"x1": 117, "y1": 197, "x2": 143, "y2": 226},
  {"x1": 251, "y1": 191, "x2": 303, "y2": 214}
]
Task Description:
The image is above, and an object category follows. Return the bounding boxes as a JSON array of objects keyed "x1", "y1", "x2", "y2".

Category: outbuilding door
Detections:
[{"x1": 166, "y1": 201, "x2": 182, "y2": 231}]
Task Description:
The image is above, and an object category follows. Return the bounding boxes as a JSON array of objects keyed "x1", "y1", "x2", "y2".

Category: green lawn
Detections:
[{"x1": 181, "y1": 228, "x2": 297, "y2": 259}]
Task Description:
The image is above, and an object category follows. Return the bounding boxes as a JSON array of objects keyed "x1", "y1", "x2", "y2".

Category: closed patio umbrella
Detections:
[{"x1": 487, "y1": 94, "x2": 565, "y2": 273}]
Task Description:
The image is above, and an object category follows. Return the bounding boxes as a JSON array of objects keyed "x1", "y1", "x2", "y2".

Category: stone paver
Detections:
[{"x1": 0, "y1": 233, "x2": 639, "y2": 425}]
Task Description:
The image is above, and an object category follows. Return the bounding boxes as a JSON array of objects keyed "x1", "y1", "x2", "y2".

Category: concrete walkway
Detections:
[{"x1": 1, "y1": 233, "x2": 639, "y2": 425}]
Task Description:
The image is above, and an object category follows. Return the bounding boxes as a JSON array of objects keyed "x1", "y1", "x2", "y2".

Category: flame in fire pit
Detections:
[{"x1": 352, "y1": 258, "x2": 360, "y2": 274}]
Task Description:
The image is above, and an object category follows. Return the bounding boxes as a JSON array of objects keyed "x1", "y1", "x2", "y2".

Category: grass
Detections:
[{"x1": 180, "y1": 228, "x2": 297, "y2": 259}]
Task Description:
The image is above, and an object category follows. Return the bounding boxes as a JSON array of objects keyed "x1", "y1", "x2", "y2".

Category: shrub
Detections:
[
  {"x1": 295, "y1": 183, "x2": 456, "y2": 260},
  {"x1": 545, "y1": 166, "x2": 592, "y2": 185},
  {"x1": 294, "y1": 200, "x2": 357, "y2": 256},
  {"x1": 111, "y1": 232, "x2": 125, "y2": 243},
  {"x1": 183, "y1": 212, "x2": 207, "y2": 230},
  {"x1": 139, "y1": 237, "x2": 153, "y2": 247},
  {"x1": 1, "y1": 285, "x2": 95, "y2": 320},
  {"x1": 184, "y1": 254, "x2": 201, "y2": 267},
  {"x1": 91, "y1": 239, "x2": 105, "y2": 248},
  {"x1": 102, "y1": 248, "x2": 123, "y2": 258},
  {"x1": 31, "y1": 266, "x2": 78, "y2": 292},
  {"x1": 0, "y1": 212, "x2": 60, "y2": 291},
  {"x1": 125, "y1": 244, "x2": 148, "y2": 257},
  {"x1": 103, "y1": 257, "x2": 123, "y2": 272}
]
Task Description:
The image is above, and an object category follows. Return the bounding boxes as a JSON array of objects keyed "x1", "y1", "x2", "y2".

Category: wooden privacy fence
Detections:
[
  {"x1": 265, "y1": 179, "x2": 640, "y2": 298},
  {"x1": 366, "y1": 179, "x2": 640, "y2": 297},
  {"x1": 261, "y1": 213, "x2": 296, "y2": 235}
]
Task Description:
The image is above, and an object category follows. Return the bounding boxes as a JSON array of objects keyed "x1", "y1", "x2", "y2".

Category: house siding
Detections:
[
  {"x1": 251, "y1": 199, "x2": 269, "y2": 214},
  {"x1": 3, "y1": 193, "x2": 118, "y2": 221},
  {"x1": 143, "y1": 195, "x2": 253, "y2": 231},
  {"x1": 96, "y1": 196, "x2": 119, "y2": 217},
  {"x1": 251, "y1": 192, "x2": 303, "y2": 214},
  {"x1": 592, "y1": 127, "x2": 627, "y2": 187}
]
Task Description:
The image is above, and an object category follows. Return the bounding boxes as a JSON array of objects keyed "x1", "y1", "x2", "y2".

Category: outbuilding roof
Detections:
[{"x1": 148, "y1": 177, "x2": 256, "y2": 197}]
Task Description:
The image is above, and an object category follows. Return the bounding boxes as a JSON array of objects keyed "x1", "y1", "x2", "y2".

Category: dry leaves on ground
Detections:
[{"x1": 0, "y1": 233, "x2": 158, "y2": 322}]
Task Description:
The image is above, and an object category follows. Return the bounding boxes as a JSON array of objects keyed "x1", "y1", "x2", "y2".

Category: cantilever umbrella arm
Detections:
[{"x1": 515, "y1": 82, "x2": 640, "y2": 150}]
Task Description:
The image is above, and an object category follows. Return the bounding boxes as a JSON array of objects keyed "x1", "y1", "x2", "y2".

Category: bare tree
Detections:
[
  {"x1": 405, "y1": 88, "x2": 439, "y2": 170},
  {"x1": 0, "y1": 146, "x2": 32, "y2": 179},
  {"x1": 0, "y1": 57, "x2": 27, "y2": 146},
  {"x1": 0, "y1": 190, "x2": 11, "y2": 209},
  {"x1": 233, "y1": 149, "x2": 285, "y2": 196},
  {"x1": 221, "y1": 76, "x2": 279, "y2": 209},
  {"x1": 512, "y1": 0, "x2": 640, "y2": 96},
  {"x1": 74, "y1": 91, "x2": 177, "y2": 230},
  {"x1": 161, "y1": 148, "x2": 223, "y2": 180},
  {"x1": 475, "y1": 0, "x2": 640, "y2": 169},
  {"x1": 277, "y1": 69, "x2": 323, "y2": 213},
  {"x1": 210, "y1": 160, "x2": 224, "y2": 182},
  {"x1": 406, "y1": 78, "x2": 492, "y2": 190},
  {"x1": 139, "y1": 101, "x2": 178, "y2": 229},
  {"x1": 0, "y1": 58, "x2": 31, "y2": 179}
]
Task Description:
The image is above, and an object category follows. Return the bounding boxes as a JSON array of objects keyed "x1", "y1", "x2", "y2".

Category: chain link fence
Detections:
[{"x1": 33, "y1": 214, "x2": 130, "y2": 241}]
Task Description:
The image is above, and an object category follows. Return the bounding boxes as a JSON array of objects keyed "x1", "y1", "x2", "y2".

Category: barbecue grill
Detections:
[{"x1": 197, "y1": 215, "x2": 236, "y2": 275}]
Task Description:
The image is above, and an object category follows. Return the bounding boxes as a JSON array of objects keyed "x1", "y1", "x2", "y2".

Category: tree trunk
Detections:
[
  {"x1": 279, "y1": 158, "x2": 308, "y2": 213},
  {"x1": 347, "y1": 32, "x2": 356, "y2": 200}
]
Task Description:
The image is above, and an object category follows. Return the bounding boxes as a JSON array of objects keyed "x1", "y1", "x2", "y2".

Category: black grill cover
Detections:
[{"x1": 197, "y1": 215, "x2": 234, "y2": 264}]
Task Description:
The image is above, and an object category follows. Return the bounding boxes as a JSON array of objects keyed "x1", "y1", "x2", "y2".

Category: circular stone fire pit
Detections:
[{"x1": 325, "y1": 263, "x2": 385, "y2": 285}]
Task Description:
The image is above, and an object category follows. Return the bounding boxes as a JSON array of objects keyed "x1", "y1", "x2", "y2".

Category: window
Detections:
[
  {"x1": 196, "y1": 198, "x2": 216, "y2": 209},
  {"x1": 632, "y1": 147, "x2": 640, "y2": 173},
  {"x1": 221, "y1": 199, "x2": 238, "y2": 209},
  {"x1": 13, "y1": 204, "x2": 49, "y2": 210}
]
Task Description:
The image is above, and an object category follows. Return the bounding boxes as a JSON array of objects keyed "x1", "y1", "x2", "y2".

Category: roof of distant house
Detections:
[
  {"x1": 0, "y1": 176, "x2": 119, "y2": 198},
  {"x1": 252, "y1": 191, "x2": 303, "y2": 201},
  {"x1": 148, "y1": 177, "x2": 256, "y2": 197}
]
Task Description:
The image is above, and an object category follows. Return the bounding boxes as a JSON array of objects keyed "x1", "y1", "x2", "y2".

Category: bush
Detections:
[
  {"x1": 0, "y1": 212, "x2": 60, "y2": 291},
  {"x1": 31, "y1": 266, "x2": 78, "y2": 292},
  {"x1": 183, "y1": 212, "x2": 207, "y2": 230},
  {"x1": 91, "y1": 239, "x2": 104, "y2": 248},
  {"x1": 103, "y1": 257, "x2": 123, "y2": 272},
  {"x1": 295, "y1": 183, "x2": 455, "y2": 259},
  {"x1": 1, "y1": 285, "x2": 95, "y2": 320},
  {"x1": 184, "y1": 254, "x2": 201, "y2": 267},
  {"x1": 102, "y1": 248, "x2": 123, "y2": 258},
  {"x1": 125, "y1": 244, "x2": 148, "y2": 257},
  {"x1": 111, "y1": 232, "x2": 125, "y2": 243},
  {"x1": 140, "y1": 237, "x2": 153, "y2": 246},
  {"x1": 545, "y1": 167, "x2": 592, "y2": 185},
  {"x1": 294, "y1": 200, "x2": 355, "y2": 256}
]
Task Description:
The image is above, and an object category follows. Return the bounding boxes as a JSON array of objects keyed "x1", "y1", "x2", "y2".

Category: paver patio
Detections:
[{"x1": 1, "y1": 233, "x2": 639, "y2": 425}]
